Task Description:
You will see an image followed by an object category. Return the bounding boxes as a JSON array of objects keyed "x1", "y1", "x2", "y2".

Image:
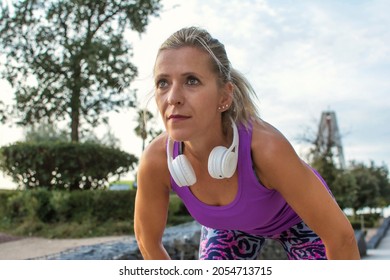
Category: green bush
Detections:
[
  {"x1": 168, "y1": 194, "x2": 190, "y2": 216},
  {"x1": 167, "y1": 194, "x2": 193, "y2": 226},
  {"x1": 0, "y1": 189, "x2": 192, "y2": 238},
  {"x1": 0, "y1": 190, "x2": 12, "y2": 212},
  {"x1": 349, "y1": 213, "x2": 382, "y2": 230},
  {"x1": 0, "y1": 141, "x2": 138, "y2": 190}
]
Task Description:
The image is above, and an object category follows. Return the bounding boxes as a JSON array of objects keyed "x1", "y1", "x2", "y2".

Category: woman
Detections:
[{"x1": 134, "y1": 26, "x2": 360, "y2": 260}]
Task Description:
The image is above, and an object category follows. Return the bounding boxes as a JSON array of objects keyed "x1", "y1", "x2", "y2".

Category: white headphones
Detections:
[{"x1": 166, "y1": 118, "x2": 239, "y2": 187}]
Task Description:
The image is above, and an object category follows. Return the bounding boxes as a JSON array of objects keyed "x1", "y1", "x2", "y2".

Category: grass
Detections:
[
  {"x1": 0, "y1": 219, "x2": 134, "y2": 239},
  {"x1": 0, "y1": 215, "x2": 193, "y2": 239}
]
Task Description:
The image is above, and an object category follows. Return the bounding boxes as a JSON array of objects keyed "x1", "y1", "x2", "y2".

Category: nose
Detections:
[{"x1": 167, "y1": 82, "x2": 183, "y2": 106}]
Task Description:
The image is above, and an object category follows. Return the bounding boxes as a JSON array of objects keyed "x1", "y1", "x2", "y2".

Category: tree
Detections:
[
  {"x1": 310, "y1": 150, "x2": 339, "y2": 187},
  {"x1": 349, "y1": 161, "x2": 381, "y2": 214},
  {"x1": 23, "y1": 120, "x2": 120, "y2": 147},
  {"x1": 0, "y1": 100, "x2": 6, "y2": 123},
  {"x1": 134, "y1": 108, "x2": 162, "y2": 152},
  {"x1": 24, "y1": 121, "x2": 69, "y2": 142},
  {"x1": 0, "y1": 0, "x2": 162, "y2": 142},
  {"x1": 332, "y1": 169, "x2": 358, "y2": 212},
  {"x1": 298, "y1": 112, "x2": 390, "y2": 218},
  {"x1": 348, "y1": 161, "x2": 390, "y2": 214},
  {"x1": 369, "y1": 162, "x2": 390, "y2": 208}
]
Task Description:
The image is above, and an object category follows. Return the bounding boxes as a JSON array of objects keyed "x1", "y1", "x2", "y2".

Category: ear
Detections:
[{"x1": 218, "y1": 81, "x2": 234, "y2": 107}]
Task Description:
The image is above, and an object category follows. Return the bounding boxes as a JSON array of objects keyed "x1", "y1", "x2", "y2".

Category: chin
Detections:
[
  {"x1": 168, "y1": 135, "x2": 189, "y2": 142},
  {"x1": 167, "y1": 130, "x2": 191, "y2": 142}
]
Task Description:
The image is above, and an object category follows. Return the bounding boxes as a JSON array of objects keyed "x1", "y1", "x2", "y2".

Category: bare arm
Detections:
[
  {"x1": 134, "y1": 134, "x2": 171, "y2": 260},
  {"x1": 252, "y1": 120, "x2": 360, "y2": 259}
]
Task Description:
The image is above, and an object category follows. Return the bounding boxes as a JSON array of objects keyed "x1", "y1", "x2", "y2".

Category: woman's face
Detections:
[{"x1": 154, "y1": 46, "x2": 229, "y2": 142}]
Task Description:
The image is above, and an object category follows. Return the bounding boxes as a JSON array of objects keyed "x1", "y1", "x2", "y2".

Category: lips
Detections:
[{"x1": 168, "y1": 114, "x2": 191, "y2": 120}]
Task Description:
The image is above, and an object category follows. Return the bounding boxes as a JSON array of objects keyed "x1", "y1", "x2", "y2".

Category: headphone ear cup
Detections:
[
  {"x1": 208, "y1": 146, "x2": 228, "y2": 179},
  {"x1": 208, "y1": 117, "x2": 239, "y2": 179},
  {"x1": 172, "y1": 155, "x2": 196, "y2": 186},
  {"x1": 208, "y1": 147, "x2": 238, "y2": 179},
  {"x1": 221, "y1": 151, "x2": 238, "y2": 178}
]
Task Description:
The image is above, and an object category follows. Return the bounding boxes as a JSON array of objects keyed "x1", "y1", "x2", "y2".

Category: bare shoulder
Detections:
[
  {"x1": 141, "y1": 132, "x2": 168, "y2": 163},
  {"x1": 251, "y1": 118, "x2": 294, "y2": 156},
  {"x1": 251, "y1": 118, "x2": 302, "y2": 189},
  {"x1": 138, "y1": 132, "x2": 171, "y2": 191}
]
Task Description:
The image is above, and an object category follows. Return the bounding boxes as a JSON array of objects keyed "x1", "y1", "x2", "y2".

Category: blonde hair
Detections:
[{"x1": 155, "y1": 27, "x2": 260, "y2": 128}]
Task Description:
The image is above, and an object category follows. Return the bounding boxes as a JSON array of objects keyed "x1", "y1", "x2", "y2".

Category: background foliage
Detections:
[
  {"x1": 310, "y1": 151, "x2": 390, "y2": 216},
  {"x1": 0, "y1": 189, "x2": 191, "y2": 238},
  {"x1": 0, "y1": 141, "x2": 137, "y2": 190},
  {"x1": 0, "y1": 0, "x2": 162, "y2": 141}
]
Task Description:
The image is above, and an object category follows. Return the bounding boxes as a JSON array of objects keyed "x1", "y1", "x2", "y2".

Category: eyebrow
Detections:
[{"x1": 155, "y1": 72, "x2": 204, "y2": 80}]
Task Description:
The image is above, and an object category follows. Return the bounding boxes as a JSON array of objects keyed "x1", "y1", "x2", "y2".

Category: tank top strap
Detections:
[{"x1": 237, "y1": 121, "x2": 254, "y2": 175}]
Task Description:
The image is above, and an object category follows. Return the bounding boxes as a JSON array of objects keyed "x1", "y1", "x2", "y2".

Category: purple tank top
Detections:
[{"x1": 170, "y1": 122, "x2": 328, "y2": 235}]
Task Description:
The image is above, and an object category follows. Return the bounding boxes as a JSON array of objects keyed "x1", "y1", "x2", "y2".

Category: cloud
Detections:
[
  {"x1": 163, "y1": 0, "x2": 390, "y2": 166},
  {"x1": 122, "y1": 0, "x2": 390, "y2": 167},
  {"x1": 1, "y1": 0, "x2": 389, "y2": 183}
]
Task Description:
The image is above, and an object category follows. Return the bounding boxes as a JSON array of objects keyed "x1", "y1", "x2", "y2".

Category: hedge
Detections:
[
  {"x1": 0, "y1": 141, "x2": 138, "y2": 190},
  {"x1": 0, "y1": 189, "x2": 192, "y2": 237},
  {"x1": 0, "y1": 189, "x2": 135, "y2": 223}
]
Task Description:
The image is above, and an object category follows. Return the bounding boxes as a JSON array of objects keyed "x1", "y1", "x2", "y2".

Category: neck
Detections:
[{"x1": 182, "y1": 122, "x2": 233, "y2": 163}]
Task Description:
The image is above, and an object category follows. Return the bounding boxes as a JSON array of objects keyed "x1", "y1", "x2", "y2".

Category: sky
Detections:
[{"x1": 1, "y1": 0, "x2": 389, "y2": 189}]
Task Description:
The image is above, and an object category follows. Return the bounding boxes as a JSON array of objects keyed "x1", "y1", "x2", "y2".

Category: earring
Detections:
[{"x1": 218, "y1": 104, "x2": 229, "y2": 111}]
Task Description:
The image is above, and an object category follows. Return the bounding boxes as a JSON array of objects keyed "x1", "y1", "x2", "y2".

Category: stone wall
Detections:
[
  {"x1": 38, "y1": 221, "x2": 370, "y2": 260},
  {"x1": 366, "y1": 217, "x2": 390, "y2": 249},
  {"x1": 38, "y1": 221, "x2": 287, "y2": 260}
]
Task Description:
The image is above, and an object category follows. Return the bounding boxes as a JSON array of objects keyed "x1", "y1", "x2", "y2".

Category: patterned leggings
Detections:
[{"x1": 199, "y1": 221, "x2": 327, "y2": 260}]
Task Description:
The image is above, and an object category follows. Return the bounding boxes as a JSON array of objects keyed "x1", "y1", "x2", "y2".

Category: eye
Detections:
[
  {"x1": 186, "y1": 76, "x2": 200, "y2": 86},
  {"x1": 156, "y1": 79, "x2": 168, "y2": 89}
]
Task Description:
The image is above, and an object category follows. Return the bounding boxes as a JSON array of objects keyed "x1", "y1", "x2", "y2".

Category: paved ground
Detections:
[
  {"x1": 363, "y1": 227, "x2": 390, "y2": 260},
  {"x1": 1, "y1": 227, "x2": 389, "y2": 260},
  {"x1": 0, "y1": 233, "x2": 24, "y2": 244},
  {"x1": 0, "y1": 234, "x2": 129, "y2": 260}
]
